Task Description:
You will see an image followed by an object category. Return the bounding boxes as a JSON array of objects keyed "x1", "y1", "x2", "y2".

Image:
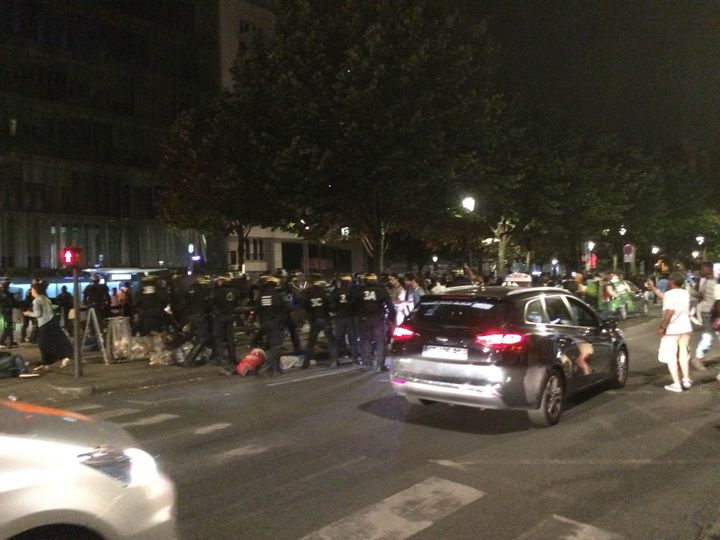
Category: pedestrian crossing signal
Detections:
[{"x1": 60, "y1": 247, "x2": 83, "y2": 267}]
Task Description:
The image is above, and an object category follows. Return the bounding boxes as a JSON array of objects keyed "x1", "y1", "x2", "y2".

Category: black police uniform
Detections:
[
  {"x1": 255, "y1": 282, "x2": 289, "y2": 374},
  {"x1": 135, "y1": 280, "x2": 171, "y2": 335},
  {"x1": 210, "y1": 280, "x2": 239, "y2": 366},
  {"x1": 354, "y1": 280, "x2": 393, "y2": 370},
  {"x1": 330, "y1": 281, "x2": 359, "y2": 361},
  {"x1": 302, "y1": 284, "x2": 338, "y2": 368},
  {"x1": 0, "y1": 281, "x2": 17, "y2": 346},
  {"x1": 83, "y1": 279, "x2": 111, "y2": 323}
]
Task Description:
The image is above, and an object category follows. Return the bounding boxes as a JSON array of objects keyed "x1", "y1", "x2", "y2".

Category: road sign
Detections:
[{"x1": 623, "y1": 243, "x2": 633, "y2": 255}]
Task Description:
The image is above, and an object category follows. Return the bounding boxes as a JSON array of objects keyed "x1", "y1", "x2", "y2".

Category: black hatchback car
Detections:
[{"x1": 390, "y1": 286, "x2": 628, "y2": 426}]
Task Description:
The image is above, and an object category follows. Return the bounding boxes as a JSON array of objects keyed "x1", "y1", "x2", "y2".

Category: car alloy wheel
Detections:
[
  {"x1": 528, "y1": 372, "x2": 564, "y2": 427},
  {"x1": 610, "y1": 348, "x2": 628, "y2": 388}
]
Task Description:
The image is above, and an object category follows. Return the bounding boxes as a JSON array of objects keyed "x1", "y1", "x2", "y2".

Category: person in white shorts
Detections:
[{"x1": 648, "y1": 271, "x2": 693, "y2": 392}]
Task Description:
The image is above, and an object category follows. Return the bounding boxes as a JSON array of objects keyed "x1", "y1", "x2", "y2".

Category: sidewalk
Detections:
[{"x1": 0, "y1": 342, "x2": 223, "y2": 406}]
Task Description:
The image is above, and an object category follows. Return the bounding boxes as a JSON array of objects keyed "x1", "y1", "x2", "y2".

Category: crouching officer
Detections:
[
  {"x1": 302, "y1": 278, "x2": 338, "y2": 368},
  {"x1": 255, "y1": 275, "x2": 289, "y2": 375},
  {"x1": 355, "y1": 273, "x2": 393, "y2": 371},
  {"x1": 210, "y1": 275, "x2": 239, "y2": 367}
]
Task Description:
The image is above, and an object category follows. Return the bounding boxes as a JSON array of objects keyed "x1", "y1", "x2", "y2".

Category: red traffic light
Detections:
[{"x1": 60, "y1": 247, "x2": 83, "y2": 267}]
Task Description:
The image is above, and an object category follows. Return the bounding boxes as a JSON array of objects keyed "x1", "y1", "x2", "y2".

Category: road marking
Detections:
[
  {"x1": 300, "y1": 476, "x2": 484, "y2": 540},
  {"x1": 92, "y1": 408, "x2": 140, "y2": 420},
  {"x1": 215, "y1": 443, "x2": 281, "y2": 461},
  {"x1": 266, "y1": 366, "x2": 363, "y2": 386},
  {"x1": 195, "y1": 422, "x2": 232, "y2": 435},
  {"x1": 514, "y1": 514, "x2": 623, "y2": 539},
  {"x1": 119, "y1": 413, "x2": 180, "y2": 427},
  {"x1": 68, "y1": 404, "x2": 104, "y2": 412}
]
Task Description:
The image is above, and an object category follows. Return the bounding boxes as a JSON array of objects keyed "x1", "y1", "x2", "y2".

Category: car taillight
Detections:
[
  {"x1": 392, "y1": 326, "x2": 416, "y2": 341},
  {"x1": 474, "y1": 332, "x2": 527, "y2": 351}
]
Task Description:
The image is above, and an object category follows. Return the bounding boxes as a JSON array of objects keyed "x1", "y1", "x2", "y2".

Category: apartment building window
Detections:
[{"x1": 243, "y1": 238, "x2": 265, "y2": 261}]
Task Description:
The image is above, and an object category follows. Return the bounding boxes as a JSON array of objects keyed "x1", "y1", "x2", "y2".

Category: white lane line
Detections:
[
  {"x1": 300, "y1": 476, "x2": 484, "y2": 540},
  {"x1": 92, "y1": 408, "x2": 140, "y2": 420},
  {"x1": 119, "y1": 413, "x2": 180, "y2": 427},
  {"x1": 195, "y1": 423, "x2": 232, "y2": 435},
  {"x1": 266, "y1": 366, "x2": 363, "y2": 386},
  {"x1": 215, "y1": 443, "x2": 283, "y2": 461},
  {"x1": 68, "y1": 404, "x2": 104, "y2": 412},
  {"x1": 514, "y1": 514, "x2": 623, "y2": 540}
]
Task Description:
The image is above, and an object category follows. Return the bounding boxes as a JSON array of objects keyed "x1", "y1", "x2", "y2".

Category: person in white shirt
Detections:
[{"x1": 648, "y1": 271, "x2": 693, "y2": 392}]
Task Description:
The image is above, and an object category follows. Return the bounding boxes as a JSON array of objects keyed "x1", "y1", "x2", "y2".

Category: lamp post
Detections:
[
  {"x1": 696, "y1": 235, "x2": 706, "y2": 260},
  {"x1": 461, "y1": 197, "x2": 476, "y2": 268},
  {"x1": 586, "y1": 241, "x2": 595, "y2": 272}
]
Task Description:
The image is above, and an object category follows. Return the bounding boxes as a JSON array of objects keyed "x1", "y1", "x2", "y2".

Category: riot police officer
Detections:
[
  {"x1": 330, "y1": 274, "x2": 359, "y2": 363},
  {"x1": 135, "y1": 276, "x2": 172, "y2": 335},
  {"x1": 0, "y1": 277, "x2": 17, "y2": 347},
  {"x1": 83, "y1": 274, "x2": 111, "y2": 322},
  {"x1": 354, "y1": 273, "x2": 393, "y2": 371},
  {"x1": 255, "y1": 276, "x2": 289, "y2": 375},
  {"x1": 210, "y1": 275, "x2": 239, "y2": 367},
  {"x1": 302, "y1": 278, "x2": 338, "y2": 368}
]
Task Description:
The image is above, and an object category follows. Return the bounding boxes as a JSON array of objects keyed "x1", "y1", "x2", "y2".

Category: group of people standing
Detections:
[{"x1": 207, "y1": 271, "x2": 431, "y2": 377}]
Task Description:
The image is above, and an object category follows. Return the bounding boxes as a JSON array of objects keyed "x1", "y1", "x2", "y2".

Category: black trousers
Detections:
[
  {"x1": 212, "y1": 313, "x2": 236, "y2": 365},
  {"x1": 305, "y1": 318, "x2": 337, "y2": 364}
]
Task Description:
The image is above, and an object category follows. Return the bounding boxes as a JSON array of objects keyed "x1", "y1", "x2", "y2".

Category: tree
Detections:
[{"x1": 230, "y1": 0, "x2": 503, "y2": 272}]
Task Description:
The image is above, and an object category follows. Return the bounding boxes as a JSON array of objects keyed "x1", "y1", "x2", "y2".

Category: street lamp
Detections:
[
  {"x1": 461, "y1": 197, "x2": 476, "y2": 268},
  {"x1": 692, "y1": 250, "x2": 700, "y2": 259},
  {"x1": 651, "y1": 246, "x2": 660, "y2": 255}
]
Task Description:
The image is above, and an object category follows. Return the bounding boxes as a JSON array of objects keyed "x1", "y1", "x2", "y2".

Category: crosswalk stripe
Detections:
[
  {"x1": 195, "y1": 423, "x2": 232, "y2": 435},
  {"x1": 514, "y1": 514, "x2": 623, "y2": 539},
  {"x1": 92, "y1": 408, "x2": 140, "y2": 420},
  {"x1": 68, "y1": 404, "x2": 104, "y2": 412},
  {"x1": 300, "y1": 476, "x2": 484, "y2": 540},
  {"x1": 266, "y1": 366, "x2": 363, "y2": 387},
  {"x1": 119, "y1": 413, "x2": 180, "y2": 427}
]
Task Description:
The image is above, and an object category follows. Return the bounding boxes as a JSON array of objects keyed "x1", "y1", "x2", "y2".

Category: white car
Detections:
[{"x1": 0, "y1": 399, "x2": 176, "y2": 540}]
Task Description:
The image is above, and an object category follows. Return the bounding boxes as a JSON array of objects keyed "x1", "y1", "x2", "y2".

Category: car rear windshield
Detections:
[{"x1": 411, "y1": 298, "x2": 506, "y2": 327}]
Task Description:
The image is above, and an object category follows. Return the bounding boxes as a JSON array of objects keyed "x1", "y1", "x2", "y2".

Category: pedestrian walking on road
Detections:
[
  {"x1": 648, "y1": 271, "x2": 693, "y2": 392},
  {"x1": 23, "y1": 280, "x2": 72, "y2": 372},
  {"x1": 689, "y1": 262, "x2": 717, "y2": 370}
]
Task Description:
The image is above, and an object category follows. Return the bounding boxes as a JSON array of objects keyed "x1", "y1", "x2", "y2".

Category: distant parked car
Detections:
[
  {"x1": 390, "y1": 286, "x2": 628, "y2": 426},
  {"x1": 0, "y1": 399, "x2": 176, "y2": 539}
]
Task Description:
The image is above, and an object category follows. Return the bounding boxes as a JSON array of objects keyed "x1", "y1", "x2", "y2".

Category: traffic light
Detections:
[{"x1": 60, "y1": 246, "x2": 83, "y2": 267}]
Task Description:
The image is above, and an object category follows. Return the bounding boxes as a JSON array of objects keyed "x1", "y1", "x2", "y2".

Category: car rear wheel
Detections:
[
  {"x1": 609, "y1": 347, "x2": 629, "y2": 388},
  {"x1": 527, "y1": 371, "x2": 565, "y2": 427}
]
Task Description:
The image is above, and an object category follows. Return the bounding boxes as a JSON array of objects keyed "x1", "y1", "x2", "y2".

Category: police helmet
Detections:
[
  {"x1": 339, "y1": 274, "x2": 352, "y2": 282},
  {"x1": 364, "y1": 273, "x2": 378, "y2": 283},
  {"x1": 265, "y1": 275, "x2": 281, "y2": 285}
]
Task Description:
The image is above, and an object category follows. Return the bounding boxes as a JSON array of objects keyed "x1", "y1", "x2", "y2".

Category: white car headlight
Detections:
[{"x1": 78, "y1": 446, "x2": 159, "y2": 487}]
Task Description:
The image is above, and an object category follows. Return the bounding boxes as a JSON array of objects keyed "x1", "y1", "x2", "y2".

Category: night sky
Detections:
[{"x1": 468, "y1": 1, "x2": 720, "y2": 149}]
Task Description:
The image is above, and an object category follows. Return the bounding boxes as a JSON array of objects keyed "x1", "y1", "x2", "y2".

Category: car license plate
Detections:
[{"x1": 422, "y1": 345, "x2": 468, "y2": 361}]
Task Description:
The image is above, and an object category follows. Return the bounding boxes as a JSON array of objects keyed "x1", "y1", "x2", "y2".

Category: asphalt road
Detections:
[{"x1": 64, "y1": 313, "x2": 720, "y2": 540}]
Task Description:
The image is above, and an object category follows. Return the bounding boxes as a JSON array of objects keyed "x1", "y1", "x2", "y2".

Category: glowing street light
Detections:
[
  {"x1": 692, "y1": 250, "x2": 700, "y2": 258},
  {"x1": 432, "y1": 255, "x2": 438, "y2": 263},
  {"x1": 587, "y1": 241, "x2": 595, "y2": 252},
  {"x1": 619, "y1": 225, "x2": 627, "y2": 237},
  {"x1": 696, "y1": 235, "x2": 705, "y2": 245},
  {"x1": 651, "y1": 246, "x2": 660, "y2": 255},
  {"x1": 461, "y1": 197, "x2": 476, "y2": 212}
]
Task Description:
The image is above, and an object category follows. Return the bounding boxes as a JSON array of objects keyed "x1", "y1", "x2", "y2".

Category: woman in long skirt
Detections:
[{"x1": 23, "y1": 280, "x2": 72, "y2": 371}]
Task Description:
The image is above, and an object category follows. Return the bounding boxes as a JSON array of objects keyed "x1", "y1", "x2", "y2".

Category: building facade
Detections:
[{"x1": 0, "y1": 0, "x2": 219, "y2": 271}]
